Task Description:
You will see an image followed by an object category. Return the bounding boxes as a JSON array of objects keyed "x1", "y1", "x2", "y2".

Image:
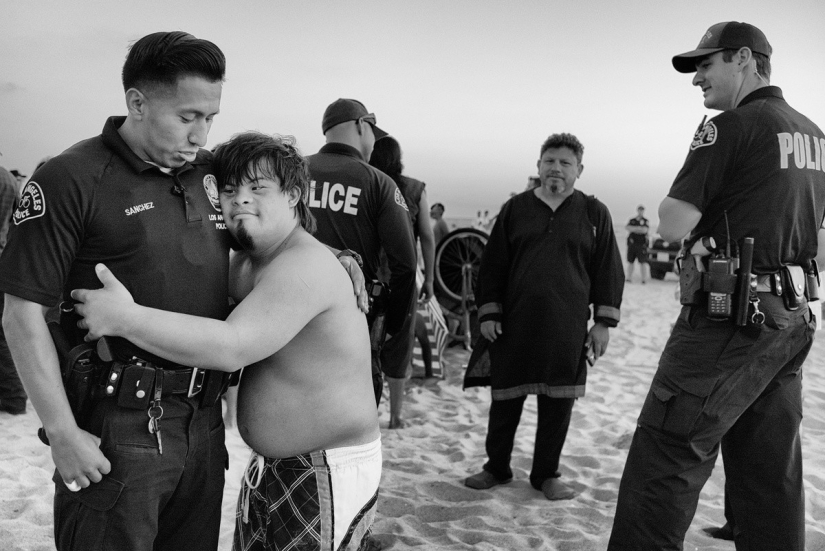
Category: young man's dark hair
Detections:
[
  {"x1": 213, "y1": 131, "x2": 317, "y2": 234},
  {"x1": 122, "y1": 31, "x2": 226, "y2": 93},
  {"x1": 539, "y1": 133, "x2": 584, "y2": 163}
]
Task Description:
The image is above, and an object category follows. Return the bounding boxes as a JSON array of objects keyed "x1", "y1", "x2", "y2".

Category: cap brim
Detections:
[
  {"x1": 672, "y1": 47, "x2": 725, "y2": 73},
  {"x1": 372, "y1": 125, "x2": 388, "y2": 140}
]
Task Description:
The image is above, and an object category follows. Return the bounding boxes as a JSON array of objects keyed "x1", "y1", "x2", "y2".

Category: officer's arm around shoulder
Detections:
[{"x1": 658, "y1": 197, "x2": 701, "y2": 243}]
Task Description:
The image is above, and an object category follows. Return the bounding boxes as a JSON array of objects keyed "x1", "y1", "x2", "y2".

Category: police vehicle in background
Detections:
[{"x1": 647, "y1": 237, "x2": 683, "y2": 280}]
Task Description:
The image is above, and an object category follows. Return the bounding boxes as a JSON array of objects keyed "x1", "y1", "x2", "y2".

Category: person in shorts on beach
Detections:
[
  {"x1": 625, "y1": 205, "x2": 650, "y2": 283},
  {"x1": 369, "y1": 135, "x2": 437, "y2": 426},
  {"x1": 464, "y1": 133, "x2": 624, "y2": 500},
  {"x1": 72, "y1": 131, "x2": 381, "y2": 551},
  {"x1": 608, "y1": 22, "x2": 825, "y2": 550}
]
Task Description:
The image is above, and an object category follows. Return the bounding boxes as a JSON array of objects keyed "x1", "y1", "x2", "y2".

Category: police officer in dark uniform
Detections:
[
  {"x1": 625, "y1": 205, "x2": 650, "y2": 283},
  {"x1": 0, "y1": 32, "x2": 232, "y2": 551},
  {"x1": 307, "y1": 99, "x2": 417, "y2": 406},
  {"x1": 608, "y1": 22, "x2": 825, "y2": 550}
]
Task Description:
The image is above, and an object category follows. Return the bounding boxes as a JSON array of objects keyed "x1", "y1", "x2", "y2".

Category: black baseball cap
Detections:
[
  {"x1": 672, "y1": 22, "x2": 772, "y2": 73},
  {"x1": 321, "y1": 98, "x2": 388, "y2": 139}
]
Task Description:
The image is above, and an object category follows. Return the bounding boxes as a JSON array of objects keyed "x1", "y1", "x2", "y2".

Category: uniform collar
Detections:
[
  {"x1": 101, "y1": 116, "x2": 206, "y2": 177},
  {"x1": 317, "y1": 142, "x2": 365, "y2": 162},
  {"x1": 738, "y1": 85, "x2": 783, "y2": 108}
]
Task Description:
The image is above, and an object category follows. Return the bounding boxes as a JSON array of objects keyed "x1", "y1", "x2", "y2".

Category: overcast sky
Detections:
[{"x1": 2, "y1": 0, "x2": 823, "y2": 227}]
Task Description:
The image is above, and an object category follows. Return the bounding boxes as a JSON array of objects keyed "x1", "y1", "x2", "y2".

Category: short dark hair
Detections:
[
  {"x1": 431, "y1": 202, "x2": 445, "y2": 212},
  {"x1": 122, "y1": 31, "x2": 226, "y2": 94},
  {"x1": 369, "y1": 136, "x2": 404, "y2": 182},
  {"x1": 720, "y1": 48, "x2": 771, "y2": 81},
  {"x1": 212, "y1": 132, "x2": 316, "y2": 234},
  {"x1": 539, "y1": 133, "x2": 584, "y2": 163}
]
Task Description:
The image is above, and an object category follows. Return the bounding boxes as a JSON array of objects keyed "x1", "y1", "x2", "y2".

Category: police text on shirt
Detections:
[{"x1": 308, "y1": 181, "x2": 361, "y2": 215}]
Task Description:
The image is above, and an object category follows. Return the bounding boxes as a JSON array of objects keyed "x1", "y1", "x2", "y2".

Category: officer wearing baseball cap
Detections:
[
  {"x1": 671, "y1": 21, "x2": 772, "y2": 73},
  {"x1": 321, "y1": 98, "x2": 388, "y2": 139},
  {"x1": 307, "y1": 99, "x2": 416, "y2": 406},
  {"x1": 609, "y1": 22, "x2": 825, "y2": 550}
]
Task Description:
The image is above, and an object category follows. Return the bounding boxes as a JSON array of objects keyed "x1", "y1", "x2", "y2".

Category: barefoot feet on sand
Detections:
[
  {"x1": 464, "y1": 470, "x2": 512, "y2": 490},
  {"x1": 541, "y1": 478, "x2": 577, "y2": 500},
  {"x1": 702, "y1": 522, "x2": 734, "y2": 540}
]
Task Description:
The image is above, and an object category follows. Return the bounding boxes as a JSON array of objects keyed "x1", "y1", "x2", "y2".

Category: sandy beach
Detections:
[{"x1": 2, "y1": 279, "x2": 824, "y2": 550}]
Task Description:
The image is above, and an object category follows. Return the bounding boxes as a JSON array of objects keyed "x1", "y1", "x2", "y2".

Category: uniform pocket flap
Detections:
[
  {"x1": 52, "y1": 469, "x2": 125, "y2": 512},
  {"x1": 652, "y1": 385, "x2": 677, "y2": 402},
  {"x1": 661, "y1": 371, "x2": 718, "y2": 398}
]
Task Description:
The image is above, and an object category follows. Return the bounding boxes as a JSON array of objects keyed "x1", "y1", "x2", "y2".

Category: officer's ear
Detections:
[
  {"x1": 125, "y1": 88, "x2": 148, "y2": 120},
  {"x1": 735, "y1": 47, "x2": 753, "y2": 72}
]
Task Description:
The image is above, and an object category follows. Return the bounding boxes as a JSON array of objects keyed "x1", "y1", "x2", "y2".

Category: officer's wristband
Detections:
[{"x1": 336, "y1": 249, "x2": 364, "y2": 269}]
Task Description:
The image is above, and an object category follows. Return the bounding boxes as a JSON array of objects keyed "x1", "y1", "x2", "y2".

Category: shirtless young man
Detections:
[{"x1": 72, "y1": 131, "x2": 381, "y2": 551}]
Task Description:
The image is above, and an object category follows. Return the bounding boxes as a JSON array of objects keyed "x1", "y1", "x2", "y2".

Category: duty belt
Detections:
[
  {"x1": 754, "y1": 270, "x2": 806, "y2": 296},
  {"x1": 755, "y1": 274, "x2": 780, "y2": 294},
  {"x1": 96, "y1": 357, "x2": 236, "y2": 413}
]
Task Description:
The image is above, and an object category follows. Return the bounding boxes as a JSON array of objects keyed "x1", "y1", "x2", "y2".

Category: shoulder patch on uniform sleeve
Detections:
[
  {"x1": 690, "y1": 121, "x2": 717, "y2": 150},
  {"x1": 202, "y1": 174, "x2": 221, "y2": 211},
  {"x1": 394, "y1": 188, "x2": 409, "y2": 211},
  {"x1": 13, "y1": 181, "x2": 46, "y2": 225}
]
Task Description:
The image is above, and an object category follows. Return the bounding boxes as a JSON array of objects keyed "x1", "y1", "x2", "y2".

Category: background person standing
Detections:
[
  {"x1": 0, "y1": 166, "x2": 25, "y2": 415},
  {"x1": 430, "y1": 202, "x2": 449, "y2": 246},
  {"x1": 464, "y1": 133, "x2": 624, "y2": 500},
  {"x1": 625, "y1": 204, "x2": 650, "y2": 283},
  {"x1": 370, "y1": 135, "x2": 436, "y2": 427}
]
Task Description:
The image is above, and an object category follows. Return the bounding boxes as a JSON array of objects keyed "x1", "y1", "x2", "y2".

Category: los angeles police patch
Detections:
[
  {"x1": 394, "y1": 188, "x2": 409, "y2": 211},
  {"x1": 13, "y1": 182, "x2": 46, "y2": 225},
  {"x1": 202, "y1": 174, "x2": 221, "y2": 211},
  {"x1": 691, "y1": 121, "x2": 717, "y2": 150}
]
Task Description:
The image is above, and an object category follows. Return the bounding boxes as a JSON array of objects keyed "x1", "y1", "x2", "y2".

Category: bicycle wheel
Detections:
[{"x1": 434, "y1": 228, "x2": 488, "y2": 304}]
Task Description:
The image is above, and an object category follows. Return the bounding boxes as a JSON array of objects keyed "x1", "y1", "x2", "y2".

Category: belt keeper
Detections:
[
  {"x1": 104, "y1": 363, "x2": 125, "y2": 397},
  {"x1": 188, "y1": 367, "x2": 206, "y2": 398},
  {"x1": 772, "y1": 273, "x2": 783, "y2": 296}
]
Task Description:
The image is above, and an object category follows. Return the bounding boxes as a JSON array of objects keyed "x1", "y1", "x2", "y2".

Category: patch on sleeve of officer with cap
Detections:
[
  {"x1": 691, "y1": 121, "x2": 717, "y2": 150},
  {"x1": 13, "y1": 181, "x2": 46, "y2": 225},
  {"x1": 395, "y1": 188, "x2": 409, "y2": 211}
]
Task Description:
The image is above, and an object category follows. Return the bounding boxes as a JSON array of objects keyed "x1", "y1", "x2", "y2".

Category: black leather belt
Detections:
[
  {"x1": 102, "y1": 364, "x2": 206, "y2": 401},
  {"x1": 161, "y1": 367, "x2": 206, "y2": 397}
]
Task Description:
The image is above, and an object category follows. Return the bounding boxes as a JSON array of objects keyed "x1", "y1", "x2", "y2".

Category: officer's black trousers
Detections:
[{"x1": 608, "y1": 294, "x2": 812, "y2": 551}]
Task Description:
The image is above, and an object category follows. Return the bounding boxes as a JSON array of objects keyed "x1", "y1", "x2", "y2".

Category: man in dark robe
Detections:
[{"x1": 464, "y1": 133, "x2": 624, "y2": 500}]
